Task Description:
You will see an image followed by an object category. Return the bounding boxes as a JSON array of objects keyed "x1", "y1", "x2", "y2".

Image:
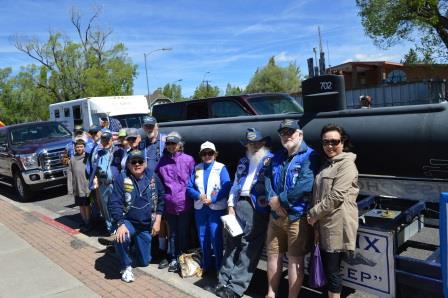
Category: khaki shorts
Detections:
[{"x1": 266, "y1": 215, "x2": 313, "y2": 257}]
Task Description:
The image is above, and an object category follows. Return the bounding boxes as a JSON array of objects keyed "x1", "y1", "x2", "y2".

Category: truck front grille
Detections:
[{"x1": 39, "y1": 148, "x2": 66, "y2": 171}]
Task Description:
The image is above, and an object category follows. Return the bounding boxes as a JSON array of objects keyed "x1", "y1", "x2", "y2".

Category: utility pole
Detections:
[{"x1": 144, "y1": 47, "x2": 172, "y2": 106}]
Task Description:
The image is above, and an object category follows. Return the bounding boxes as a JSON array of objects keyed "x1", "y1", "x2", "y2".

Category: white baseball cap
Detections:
[{"x1": 200, "y1": 141, "x2": 216, "y2": 152}]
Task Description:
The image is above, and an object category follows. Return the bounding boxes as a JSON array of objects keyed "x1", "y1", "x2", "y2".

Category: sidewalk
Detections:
[
  {"x1": 0, "y1": 198, "x2": 206, "y2": 298},
  {"x1": 0, "y1": 223, "x2": 98, "y2": 298}
]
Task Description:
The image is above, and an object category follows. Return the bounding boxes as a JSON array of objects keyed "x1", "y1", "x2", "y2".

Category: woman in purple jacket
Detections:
[{"x1": 155, "y1": 132, "x2": 195, "y2": 272}]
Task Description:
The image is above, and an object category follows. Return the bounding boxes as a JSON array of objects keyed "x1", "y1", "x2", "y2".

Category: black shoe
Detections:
[
  {"x1": 98, "y1": 236, "x2": 114, "y2": 246},
  {"x1": 214, "y1": 284, "x2": 226, "y2": 297},
  {"x1": 158, "y1": 258, "x2": 169, "y2": 269},
  {"x1": 222, "y1": 287, "x2": 240, "y2": 298},
  {"x1": 80, "y1": 222, "x2": 93, "y2": 233},
  {"x1": 168, "y1": 260, "x2": 179, "y2": 272},
  {"x1": 203, "y1": 285, "x2": 216, "y2": 294}
]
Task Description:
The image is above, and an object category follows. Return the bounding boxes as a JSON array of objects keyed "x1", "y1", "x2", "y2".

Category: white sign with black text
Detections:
[{"x1": 341, "y1": 228, "x2": 395, "y2": 297}]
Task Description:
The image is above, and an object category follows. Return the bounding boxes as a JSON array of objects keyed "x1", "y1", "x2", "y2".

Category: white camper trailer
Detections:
[{"x1": 49, "y1": 95, "x2": 150, "y2": 132}]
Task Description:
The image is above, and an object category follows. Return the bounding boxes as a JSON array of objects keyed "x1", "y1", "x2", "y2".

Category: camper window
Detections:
[
  {"x1": 64, "y1": 108, "x2": 70, "y2": 117},
  {"x1": 54, "y1": 110, "x2": 60, "y2": 118}
]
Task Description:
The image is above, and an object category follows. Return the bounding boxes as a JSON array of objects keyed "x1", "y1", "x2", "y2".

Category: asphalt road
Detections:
[{"x1": 1, "y1": 184, "x2": 439, "y2": 298}]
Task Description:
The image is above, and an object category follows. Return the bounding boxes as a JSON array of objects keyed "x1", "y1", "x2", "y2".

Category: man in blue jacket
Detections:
[
  {"x1": 108, "y1": 150, "x2": 165, "y2": 283},
  {"x1": 264, "y1": 119, "x2": 319, "y2": 298}
]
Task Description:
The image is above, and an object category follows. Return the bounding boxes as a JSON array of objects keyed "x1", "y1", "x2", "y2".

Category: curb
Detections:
[{"x1": 0, "y1": 195, "x2": 216, "y2": 298}]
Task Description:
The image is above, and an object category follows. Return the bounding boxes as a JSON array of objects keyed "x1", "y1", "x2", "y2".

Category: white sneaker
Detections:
[{"x1": 121, "y1": 266, "x2": 135, "y2": 283}]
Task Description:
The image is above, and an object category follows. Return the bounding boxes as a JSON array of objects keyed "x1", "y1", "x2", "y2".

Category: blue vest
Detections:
[
  {"x1": 271, "y1": 145, "x2": 314, "y2": 217},
  {"x1": 95, "y1": 147, "x2": 114, "y2": 184},
  {"x1": 234, "y1": 153, "x2": 273, "y2": 214},
  {"x1": 139, "y1": 133, "x2": 166, "y2": 172}
]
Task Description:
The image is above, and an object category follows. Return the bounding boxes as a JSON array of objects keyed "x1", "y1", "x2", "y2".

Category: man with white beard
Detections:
[
  {"x1": 264, "y1": 119, "x2": 318, "y2": 298},
  {"x1": 213, "y1": 128, "x2": 273, "y2": 298}
]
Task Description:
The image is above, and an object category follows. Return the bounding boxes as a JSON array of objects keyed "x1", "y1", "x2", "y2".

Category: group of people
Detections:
[{"x1": 67, "y1": 115, "x2": 360, "y2": 298}]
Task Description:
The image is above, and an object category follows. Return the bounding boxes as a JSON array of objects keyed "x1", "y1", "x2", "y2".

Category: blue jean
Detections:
[
  {"x1": 195, "y1": 206, "x2": 225, "y2": 270},
  {"x1": 98, "y1": 182, "x2": 114, "y2": 233},
  {"x1": 165, "y1": 211, "x2": 192, "y2": 260},
  {"x1": 114, "y1": 220, "x2": 152, "y2": 270}
]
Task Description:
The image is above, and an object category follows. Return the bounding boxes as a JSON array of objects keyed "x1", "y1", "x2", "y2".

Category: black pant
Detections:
[{"x1": 320, "y1": 250, "x2": 343, "y2": 293}]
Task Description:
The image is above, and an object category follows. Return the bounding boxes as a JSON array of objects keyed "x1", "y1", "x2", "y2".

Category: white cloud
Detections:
[
  {"x1": 345, "y1": 53, "x2": 402, "y2": 62},
  {"x1": 237, "y1": 24, "x2": 275, "y2": 35},
  {"x1": 275, "y1": 51, "x2": 297, "y2": 62}
]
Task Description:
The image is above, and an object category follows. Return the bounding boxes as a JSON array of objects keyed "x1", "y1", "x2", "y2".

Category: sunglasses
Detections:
[
  {"x1": 130, "y1": 159, "x2": 145, "y2": 165},
  {"x1": 200, "y1": 151, "x2": 215, "y2": 157},
  {"x1": 322, "y1": 139, "x2": 341, "y2": 146},
  {"x1": 166, "y1": 142, "x2": 178, "y2": 146},
  {"x1": 126, "y1": 137, "x2": 137, "y2": 142},
  {"x1": 278, "y1": 128, "x2": 296, "y2": 137}
]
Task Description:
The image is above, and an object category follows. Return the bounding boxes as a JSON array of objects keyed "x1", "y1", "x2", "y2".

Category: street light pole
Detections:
[{"x1": 144, "y1": 47, "x2": 172, "y2": 106}]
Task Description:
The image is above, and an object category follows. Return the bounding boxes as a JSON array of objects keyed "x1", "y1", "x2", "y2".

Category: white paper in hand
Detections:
[{"x1": 221, "y1": 214, "x2": 243, "y2": 237}]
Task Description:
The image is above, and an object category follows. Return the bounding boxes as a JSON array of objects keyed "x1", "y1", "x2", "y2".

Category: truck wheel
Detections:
[{"x1": 13, "y1": 172, "x2": 31, "y2": 202}]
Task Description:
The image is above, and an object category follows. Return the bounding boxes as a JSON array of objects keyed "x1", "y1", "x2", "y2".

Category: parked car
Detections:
[
  {"x1": 0, "y1": 121, "x2": 72, "y2": 201},
  {"x1": 151, "y1": 93, "x2": 303, "y2": 122}
]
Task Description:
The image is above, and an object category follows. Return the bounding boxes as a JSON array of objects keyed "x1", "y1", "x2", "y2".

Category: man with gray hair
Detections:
[{"x1": 264, "y1": 119, "x2": 319, "y2": 298}]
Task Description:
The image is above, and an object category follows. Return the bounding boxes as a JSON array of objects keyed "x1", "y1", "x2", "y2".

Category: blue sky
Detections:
[{"x1": 0, "y1": 0, "x2": 413, "y2": 97}]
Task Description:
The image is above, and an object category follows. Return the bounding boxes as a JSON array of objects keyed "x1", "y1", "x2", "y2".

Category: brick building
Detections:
[{"x1": 329, "y1": 61, "x2": 448, "y2": 90}]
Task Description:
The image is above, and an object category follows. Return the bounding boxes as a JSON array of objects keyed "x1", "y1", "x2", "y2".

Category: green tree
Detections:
[
  {"x1": 245, "y1": 57, "x2": 301, "y2": 93},
  {"x1": 162, "y1": 83, "x2": 183, "y2": 101},
  {"x1": 0, "y1": 66, "x2": 54, "y2": 123},
  {"x1": 225, "y1": 83, "x2": 244, "y2": 96},
  {"x1": 12, "y1": 7, "x2": 137, "y2": 102},
  {"x1": 401, "y1": 47, "x2": 436, "y2": 64},
  {"x1": 356, "y1": 0, "x2": 448, "y2": 59},
  {"x1": 192, "y1": 82, "x2": 220, "y2": 99},
  {"x1": 401, "y1": 48, "x2": 420, "y2": 64}
]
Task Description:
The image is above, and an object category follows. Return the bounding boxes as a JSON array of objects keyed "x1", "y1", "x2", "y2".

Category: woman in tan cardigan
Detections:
[{"x1": 307, "y1": 124, "x2": 359, "y2": 298}]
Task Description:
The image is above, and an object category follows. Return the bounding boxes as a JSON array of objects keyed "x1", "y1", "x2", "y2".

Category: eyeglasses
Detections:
[
  {"x1": 278, "y1": 129, "x2": 296, "y2": 137},
  {"x1": 130, "y1": 159, "x2": 145, "y2": 165},
  {"x1": 200, "y1": 151, "x2": 215, "y2": 157},
  {"x1": 126, "y1": 137, "x2": 137, "y2": 142},
  {"x1": 322, "y1": 139, "x2": 341, "y2": 146},
  {"x1": 166, "y1": 142, "x2": 177, "y2": 146}
]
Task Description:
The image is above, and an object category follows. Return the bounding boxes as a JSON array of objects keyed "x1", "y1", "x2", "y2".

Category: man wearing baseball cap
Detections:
[
  {"x1": 109, "y1": 150, "x2": 165, "y2": 283},
  {"x1": 139, "y1": 116, "x2": 166, "y2": 175},
  {"x1": 264, "y1": 119, "x2": 319, "y2": 298},
  {"x1": 90, "y1": 129, "x2": 115, "y2": 235},
  {"x1": 214, "y1": 128, "x2": 273, "y2": 298},
  {"x1": 111, "y1": 128, "x2": 142, "y2": 177}
]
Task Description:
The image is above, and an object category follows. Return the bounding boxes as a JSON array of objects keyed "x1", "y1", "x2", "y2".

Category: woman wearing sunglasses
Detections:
[
  {"x1": 307, "y1": 124, "x2": 359, "y2": 298},
  {"x1": 155, "y1": 131, "x2": 195, "y2": 273},
  {"x1": 187, "y1": 141, "x2": 232, "y2": 274}
]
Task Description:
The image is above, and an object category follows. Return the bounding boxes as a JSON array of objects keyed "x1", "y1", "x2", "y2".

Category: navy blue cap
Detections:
[
  {"x1": 240, "y1": 128, "x2": 270, "y2": 146},
  {"x1": 142, "y1": 116, "x2": 157, "y2": 125},
  {"x1": 127, "y1": 150, "x2": 145, "y2": 162},
  {"x1": 166, "y1": 135, "x2": 181, "y2": 144},
  {"x1": 100, "y1": 129, "x2": 112, "y2": 140},
  {"x1": 88, "y1": 124, "x2": 101, "y2": 134},
  {"x1": 277, "y1": 119, "x2": 300, "y2": 132}
]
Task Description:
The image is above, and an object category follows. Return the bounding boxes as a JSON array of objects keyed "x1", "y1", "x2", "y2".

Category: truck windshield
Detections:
[
  {"x1": 113, "y1": 114, "x2": 149, "y2": 128},
  {"x1": 10, "y1": 123, "x2": 71, "y2": 145},
  {"x1": 248, "y1": 95, "x2": 303, "y2": 115}
]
